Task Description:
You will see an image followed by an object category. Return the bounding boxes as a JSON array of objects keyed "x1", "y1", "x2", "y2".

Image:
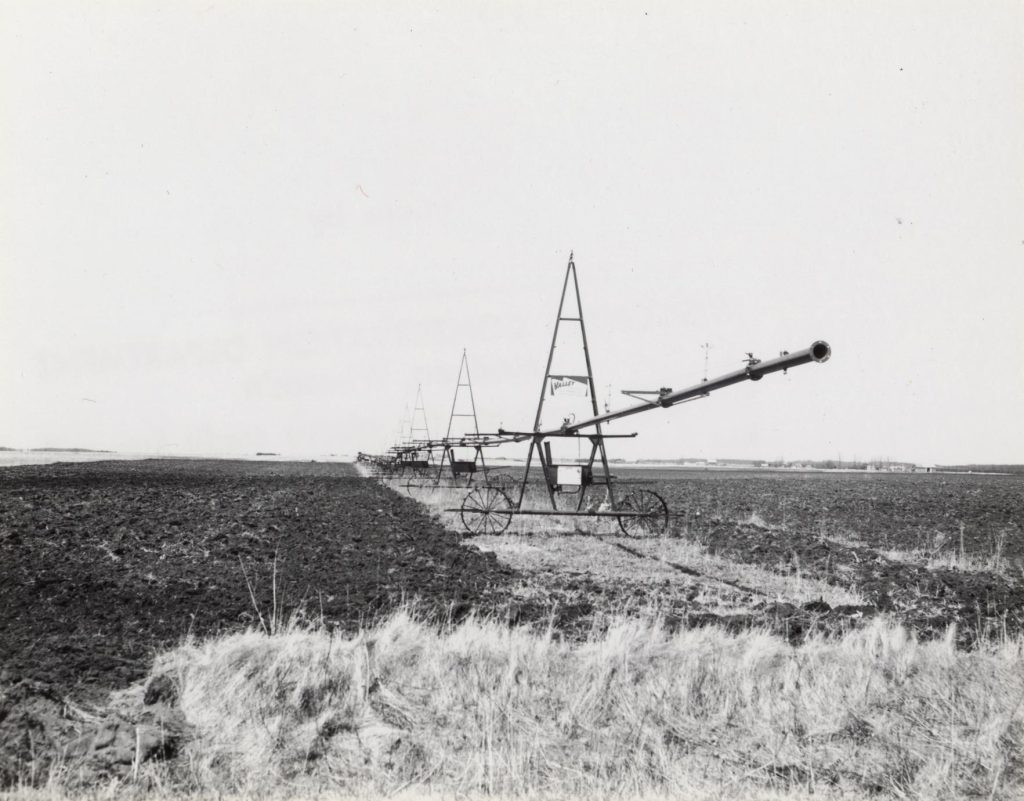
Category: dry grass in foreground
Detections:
[{"x1": 19, "y1": 609, "x2": 1024, "y2": 801}]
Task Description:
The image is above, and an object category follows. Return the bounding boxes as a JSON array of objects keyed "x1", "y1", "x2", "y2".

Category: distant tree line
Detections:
[{"x1": 936, "y1": 464, "x2": 1024, "y2": 474}]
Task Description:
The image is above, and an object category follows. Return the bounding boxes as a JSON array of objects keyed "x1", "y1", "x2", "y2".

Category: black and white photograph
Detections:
[{"x1": 2, "y1": 2, "x2": 1022, "y2": 799}]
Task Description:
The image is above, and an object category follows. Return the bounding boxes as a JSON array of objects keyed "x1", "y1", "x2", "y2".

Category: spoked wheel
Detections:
[
  {"x1": 460, "y1": 487, "x2": 514, "y2": 535},
  {"x1": 486, "y1": 472, "x2": 517, "y2": 496},
  {"x1": 617, "y1": 489, "x2": 669, "y2": 537}
]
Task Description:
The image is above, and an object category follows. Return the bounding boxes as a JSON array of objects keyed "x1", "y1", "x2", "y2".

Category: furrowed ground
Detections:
[
  {"x1": 0, "y1": 459, "x2": 515, "y2": 700},
  {"x1": 3, "y1": 459, "x2": 1023, "y2": 799},
  {"x1": 413, "y1": 467, "x2": 1024, "y2": 646}
]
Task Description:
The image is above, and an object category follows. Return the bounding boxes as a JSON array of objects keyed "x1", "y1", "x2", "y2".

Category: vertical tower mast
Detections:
[
  {"x1": 439, "y1": 349, "x2": 489, "y2": 483},
  {"x1": 532, "y1": 252, "x2": 602, "y2": 430},
  {"x1": 522, "y1": 252, "x2": 614, "y2": 509},
  {"x1": 445, "y1": 350, "x2": 480, "y2": 439},
  {"x1": 410, "y1": 384, "x2": 430, "y2": 442}
]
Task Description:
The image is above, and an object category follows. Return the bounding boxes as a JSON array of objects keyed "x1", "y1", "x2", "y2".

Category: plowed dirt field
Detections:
[
  {"x1": 4, "y1": 461, "x2": 1022, "y2": 704},
  {"x1": 3, "y1": 459, "x2": 1024, "y2": 788},
  {"x1": 0, "y1": 459, "x2": 514, "y2": 701}
]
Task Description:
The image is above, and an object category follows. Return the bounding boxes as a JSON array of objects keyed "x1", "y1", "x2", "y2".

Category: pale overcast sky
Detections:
[{"x1": 2, "y1": 1, "x2": 1022, "y2": 464}]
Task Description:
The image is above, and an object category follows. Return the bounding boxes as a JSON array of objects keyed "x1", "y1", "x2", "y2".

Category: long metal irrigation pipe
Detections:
[{"x1": 530, "y1": 340, "x2": 832, "y2": 437}]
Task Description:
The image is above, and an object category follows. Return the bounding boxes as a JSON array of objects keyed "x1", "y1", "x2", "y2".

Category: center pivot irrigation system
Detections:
[
  {"x1": 358, "y1": 353, "x2": 517, "y2": 493},
  {"x1": 365, "y1": 254, "x2": 831, "y2": 537}
]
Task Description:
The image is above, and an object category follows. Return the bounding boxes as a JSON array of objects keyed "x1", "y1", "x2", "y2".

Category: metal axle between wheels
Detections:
[
  {"x1": 450, "y1": 485, "x2": 670, "y2": 537},
  {"x1": 443, "y1": 507, "x2": 659, "y2": 518}
]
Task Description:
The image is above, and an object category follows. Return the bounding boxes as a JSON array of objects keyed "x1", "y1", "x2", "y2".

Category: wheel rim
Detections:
[
  {"x1": 617, "y1": 490, "x2": 669, "y2": 537},
  {"x1": 460, "y1": 487, "x2": 513, "y2": 535}
]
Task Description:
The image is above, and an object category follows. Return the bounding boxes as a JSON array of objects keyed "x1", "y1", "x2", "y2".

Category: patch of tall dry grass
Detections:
[{"x1": 38, "y1": 610, "x2": 1019, "y2": 800}]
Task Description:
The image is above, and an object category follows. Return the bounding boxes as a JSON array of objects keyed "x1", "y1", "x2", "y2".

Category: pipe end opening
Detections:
[{"x1": 811, "y1": 341, "x2": 831, "y2": 362}]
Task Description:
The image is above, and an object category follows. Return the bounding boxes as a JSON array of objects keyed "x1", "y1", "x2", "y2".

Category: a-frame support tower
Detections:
[
  {"x1": 410, "y1": 384, "x2": 431, "y2": 443},
  {"x1": 436, "y1": 349, "x2": 490, "y2": 484},
  {"x1": 518, "y1": 252, "x2": 616, "y2": 510}
]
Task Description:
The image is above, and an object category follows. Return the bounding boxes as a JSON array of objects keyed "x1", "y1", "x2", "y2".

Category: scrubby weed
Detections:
[
  {"x1": 881, "y1": 525, "x2": 1021, "y2": 576},
  {"x1": 79, "y1": 610, "x2": 1024, "y2": 801}
]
